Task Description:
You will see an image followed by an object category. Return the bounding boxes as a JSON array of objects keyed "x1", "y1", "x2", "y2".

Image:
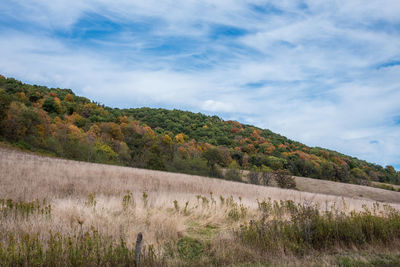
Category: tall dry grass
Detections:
[
  {"x1": 1, "y1": 148, "x2": 400, "y2": 266},
  {"x1": 2, "y1": 148, "x2": 398, "y2": 210}
]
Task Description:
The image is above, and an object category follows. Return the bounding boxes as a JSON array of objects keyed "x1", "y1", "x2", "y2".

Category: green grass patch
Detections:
[
  {"x1": 186, "y1": 221, "x2": 219, "y2": 241},
  {"x1": 177, "y1": 236, "x2": 204, "y2": 261},
  {"x1": 337, "y1": 254, "x2": 400, "y2": 267}
]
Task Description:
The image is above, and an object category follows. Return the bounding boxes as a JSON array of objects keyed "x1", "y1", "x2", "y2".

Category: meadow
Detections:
[{"x1": 1, "y1": 148, "x2": 400, "y2": 266}]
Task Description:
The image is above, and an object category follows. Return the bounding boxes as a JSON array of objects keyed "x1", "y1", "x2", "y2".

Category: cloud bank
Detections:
[{"x1": 1, "y1": 0, "x2": 400, "y2": 168}]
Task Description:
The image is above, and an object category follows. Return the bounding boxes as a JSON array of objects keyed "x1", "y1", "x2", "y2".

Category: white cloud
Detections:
[
  {"x1": 201, "y1": 100, "x2": 234, "y2": 112},
  {"x1": 1, "y1": 0, "x2": 400, "y2": 168}
]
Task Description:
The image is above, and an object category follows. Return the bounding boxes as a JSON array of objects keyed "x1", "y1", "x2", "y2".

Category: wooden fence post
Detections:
[{"x1": 135, "y1": 232, "x2": 143, "y2": 267}]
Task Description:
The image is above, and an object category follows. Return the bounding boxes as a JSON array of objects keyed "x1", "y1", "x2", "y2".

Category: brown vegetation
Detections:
[
  {"x1": 1, "y1": 148, "x2": 400, "y2": 266},
  {"x1": 295, "y1": 176, "x2": 400, "y2": 204}
]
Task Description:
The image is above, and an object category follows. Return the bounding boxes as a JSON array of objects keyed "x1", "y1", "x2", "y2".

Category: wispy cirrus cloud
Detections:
[{"x1": 1, "y1": 0, "x2": 400, "y2": 169}]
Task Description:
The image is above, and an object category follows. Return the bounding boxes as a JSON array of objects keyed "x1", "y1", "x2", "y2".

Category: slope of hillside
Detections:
[
  {"x1": 0, "y1": 75, "x2": 399, "y2": 187},
  {"x1": 1, "y1": 148, "x2": 400, "y2": 266},
  {"x1": 294, "y1": 176, "x2": 400, "y2": 204},
  {"x1": 2, "y1": 147, "x2": 399, "y2": 206}
]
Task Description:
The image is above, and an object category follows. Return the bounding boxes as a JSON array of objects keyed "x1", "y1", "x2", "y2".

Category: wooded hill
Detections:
[{"x1": 0, "y1": 75, "x2": 398, "y2": 185}]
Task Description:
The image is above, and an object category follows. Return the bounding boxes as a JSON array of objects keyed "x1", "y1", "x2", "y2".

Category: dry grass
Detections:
[
  {"x1": 295, "y1": 176, "x2": 400, "y2": 204},
  {"x1": 240, "y1": 169, "x2": 400, "y2": 204},
  {"x1": 1, "y1": 147, "x2": 400, "y2": 266},
  {"x1": 2, "y1": 148, "x2": 399, "y2": 210},
  {"x1": 372, "y1": 181, "x2": 400, "y2": 190}
]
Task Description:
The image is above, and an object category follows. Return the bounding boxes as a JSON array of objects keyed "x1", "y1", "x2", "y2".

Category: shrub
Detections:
[
  {"x1": 274, "y1": 170, "x2": 296, "y2": 189},
  {"x1": 122, "y1": 190, "x2": 133, "y2": 210},
  {"x1": 85, "y1": 193, "x2": 97, "y2": 208},
  {"x1": 227, "y1": 204, "x2": 248, "y2": 221},
  {"x1": 209, "y1": 165, "x2": 224, "y2": 179},
  {"x1": 166, "y1": 157, "x2": 210, "y2": 177},
  {"x1": 259, "y1": 171, "x2": 273, "y2": 186},
  {"x1": 247, "y1": 170, "x2": 259, "y2": 185},
  {"x1": 374, "y1": 183, "x2": 396, "y2": 191},
  {"x1": 173, "y1": 200, "x2": 179, "y2": 212},
  {"x1": 0, "y1": 198, "x2": 51, "y2": 218},
  {"x1": 142, "y1": 192, "x2": 148, "y2": 207},
  {"x1": 225, "y1": 168, "x2": 242, "y2": 182}
]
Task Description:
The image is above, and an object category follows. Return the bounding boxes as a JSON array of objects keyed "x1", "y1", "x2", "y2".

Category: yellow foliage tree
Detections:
[
  {"x1": 162, "y1": 134, "x2": 173, "y2": 145},
  {"x1": 175, "y1": 133, "x2": 188, "y2": 144},
  {"x1": 64, "y1": 94, "x2": 74, "y2": 102}
]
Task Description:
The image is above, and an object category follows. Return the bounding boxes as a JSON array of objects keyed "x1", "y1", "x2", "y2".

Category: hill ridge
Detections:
[{"x1": 0, "y1": 75, "x2": 399, "y2": 185}]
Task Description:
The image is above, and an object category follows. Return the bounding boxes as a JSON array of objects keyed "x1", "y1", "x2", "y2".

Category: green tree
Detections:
[
  {"x1": 0, "y1": 89, "x2": 11, "y2": 130},
  {"x1": 203, "y1": 148, "x2": 223, "y2": 177},
  {"x1": 42, "y1": 97, "x2": 58, "y2": 114},
  {"x1": 146, "y1": 145, "x2": 166, "y2": 170},
  {"x1": 266, "y1": 156, "x2": 285, "y2": 170},
  {"x1": 94, "y1": 142, "x2": 118, "y2": 163},
  {"x1": 2, "y1": 102, "x2": 40, "y2": 143}
]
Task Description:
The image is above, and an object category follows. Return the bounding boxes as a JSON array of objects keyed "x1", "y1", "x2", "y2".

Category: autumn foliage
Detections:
[{"x1": 0, "y1": 76, "x2": 399, "y2": 185}]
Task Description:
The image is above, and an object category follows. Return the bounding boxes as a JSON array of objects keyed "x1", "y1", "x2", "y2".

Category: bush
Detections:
[
  {"x1": 167, "y1": 157, "x2": 210, "y2": 177},
  {"x1": 247, "y1": 170, "x2": 259, "y2": 185},
  {"x1": 225, "y1": 168, "x2": 242, "y2": 182},
  {"x1": 15, "y1": 140, "x2": 32, "y2": 150},
  {"x1": 274, "y1": 170, "x2": 296, "y2": 189},
  {"x1": 374, "y1": 183, "x2": 396, "y2": 191},
  {"x1": 146, "y1": 153, "x2": 166, "y2": 170},
  {"x1": 209, "y1": 165, "x2": 224, "y2": 178},
  {"x1": 259, "y1": 171, "x2": 273, "y2": 186}
]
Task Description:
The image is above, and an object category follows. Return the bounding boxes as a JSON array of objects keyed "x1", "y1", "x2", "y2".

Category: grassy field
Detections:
[
  {"x1": 1, "y1": 148, "x2": 400, "y2": 266},
  {"x1": 239, "y1": 169, "x2": 400, "y2": 204},
  {"x1": 294, "y1": 176, "x2": 400, "y2": 204}
]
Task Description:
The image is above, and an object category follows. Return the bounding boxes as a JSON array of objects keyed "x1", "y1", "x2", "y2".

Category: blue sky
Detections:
[{"x1": 1, "y1": 0, "x2": 400, "y2": 169}]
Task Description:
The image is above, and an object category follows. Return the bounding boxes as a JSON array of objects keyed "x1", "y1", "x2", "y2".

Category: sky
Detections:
[{"x1": 0, "y1": 0, "x2": 400, "y2": 169}]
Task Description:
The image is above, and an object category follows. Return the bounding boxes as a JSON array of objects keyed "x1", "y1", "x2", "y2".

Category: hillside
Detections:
[
  {"x1": 0, "y1": 75, "x2": 399, "y2": 186},
  {"x1": 2, "y1": 147, "x2": 400, "y2": 266}
]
